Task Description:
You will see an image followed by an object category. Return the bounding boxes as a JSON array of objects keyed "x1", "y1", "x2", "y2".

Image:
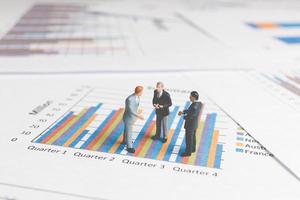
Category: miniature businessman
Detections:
[
  {"x1": 122, "y1": 86, "x2": 144, "y2": 153},
  {"x1": 151, "y1": 82, "x2": 172, "y2": 143},
  {"x1": 178, "y1": 91, "x2": 202, "y2": 157}
]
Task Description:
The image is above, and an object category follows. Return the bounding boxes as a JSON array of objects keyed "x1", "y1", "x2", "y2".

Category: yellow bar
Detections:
[
  {"x1": 207, "y1": 130, "x2": 219, "y2": 168},
  {"x1": 47, "y1": 108, "x2": 88, "y2": 144},
  {"x1": 137, "y1": 126, "x2": 156, "y2": 157},
  {"x1": 157, "y1": 129, "x2": 175, "y2": 160},
  {"x1": 187, "y1": 121, "x2": 205, "y2": 164},
  {"x1": 63, "y1": 114, "x2": 97, "y2": 147}
]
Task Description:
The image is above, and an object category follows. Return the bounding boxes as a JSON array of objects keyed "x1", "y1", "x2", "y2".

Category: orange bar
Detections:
[
  {"x1": 236, "y1": 142, "x2": 244, "y2": 147},
  {"x1": 207, "y1": 130, "x2": 219, "y2": 168},
  {"x1": 257, "y1": 22, "x2": 278, "y2": 29},
  {"x1": 157, "y1": 129, "x2": 175, "y2": 160},
  {"x1": 63, "y1": 114, "x2": 97, "y2": 147}
]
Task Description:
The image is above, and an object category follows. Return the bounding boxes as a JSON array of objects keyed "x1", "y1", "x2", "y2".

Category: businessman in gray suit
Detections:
[{"x1": 122, "y1": 86, "x2": 144, "y2": 153}]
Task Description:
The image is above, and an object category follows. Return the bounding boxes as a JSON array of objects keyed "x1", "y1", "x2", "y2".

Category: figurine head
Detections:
[
  {"x1": 135, "y1": 86, "x2": 144, "y2": 97},
  {"x1": 156, "y1": 81, "x2": 164, "y2": 93},
  {"x1": 189, "y1": 91, "x2": 199, "y2": 102}
]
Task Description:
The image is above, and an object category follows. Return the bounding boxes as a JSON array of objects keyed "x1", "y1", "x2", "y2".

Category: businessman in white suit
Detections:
[{"x1": 122, "y1": 86, "x2": 144, "y2": 153}]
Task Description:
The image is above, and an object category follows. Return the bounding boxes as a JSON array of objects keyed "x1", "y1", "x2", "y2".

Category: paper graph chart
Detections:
[
  {"x1": 0, "y1": 3, "x2": 146, "y2": 56},
  {"x1": 247, "y1": 22, "x2": 300, "y2": 44},
  {"x1": 33, "y1": 86, "x2": 226, "y2": 169}
]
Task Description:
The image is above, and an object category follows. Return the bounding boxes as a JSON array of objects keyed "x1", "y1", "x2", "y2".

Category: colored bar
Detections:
[
  {"x1": 236, "y1": 132, "x2": 244, "y2": 136},
  {"x1": 109, "y1": 134, "x2": 125, "y2": 154},
  {"x1": 199, "y1": 113, "x2": 217, "y2": 166},
  {"x1": 187, "y1": 121, "x2": 205, "y2": 164},
  {"x1": 194, "y1": 114, "x2": 211, "y2": 164},
  {"x1": 35, "y1": 111, "x2": 73, "y2": 143},
  {"x1": 98, "y1": 121, "x2": 124, "y2": 152},
  {"x1": 236, "y1": 148, "x2": 244, "y2": 153},
  {"x1": 276, "y1": 36, "x2": 300, "y2": 44},
  {"x1": 145, "y1": 106, "x2": 179, "y2": 159},
  {"x1": 130, "y1": 110, "x2": 156, "y2": 150},
  {"x1": 247, "y1": 22, "x2": 278, "y2": 29},
  {"x1": 236, "y1": 137, "x2": 244, "y2": 141},
  {"x1": 278, "y1": 23, "x2": 300, "y2": 28},
  {"x1": 42, "y1": 114, "x2": 76, "y2": 144},
  {"x1": 236, "y1": 142, "x2": 244, "y2": 147},
  {"x1": 274, "y1": 76, "x2": 300, "y2": 96},
  {"x1": 207, "y1": 130, "x2": 219, "y2": 168},
  {"x1": 182, "y1": 103, "x2": 205, "y2": 164},
  {"x1": 88, "y1": 108, "x2": 124, "y2": 150},
  {"x1": 63, "y1": 114, "x2": 98, "y2": 147},
  {"x1": 92, "y1": 109, "x2": 124, "y2": 151},
  {"x1": 133, "y1": 121, "x2": 156, "y2": 156},
  {"x1": 69, "y1": 129, "x2": 89, "y2": 148},
  {"x1": 80, "y1": 110, "x2": 116, "y2": 149},
  {"x1": 156, "y1": 129, "x2": 175, "y2": 160},
  {"x1": 163, "y1": 101, "x2": 190, "y2": 161},
  {"x1": 249, "y1": 22, "x2": 300, "y2": 29},
  {"x1": 54, "y1": 106, "x2": 96, "y2": 145},
  {"x1": 46, "y1": 108, "x2": 88, "y2": 144},
  {"x1": 56, "y1": 104, "x2": 102, "y2": 146},
  {"x1": 214, "y1": 144, "x2": 223, "y2": 169},
  {"x1": 286, "y1": 75, "x2": 300, "y2": 85}
]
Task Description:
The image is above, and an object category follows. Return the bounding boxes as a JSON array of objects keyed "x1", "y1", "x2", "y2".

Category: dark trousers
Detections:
[{"x1": 185, "y1": 129, "x2": 196, "y2": 154}]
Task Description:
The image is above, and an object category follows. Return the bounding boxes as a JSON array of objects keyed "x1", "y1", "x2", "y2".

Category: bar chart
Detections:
[
  {"x1": 33, "y1": 86, "x2": 226, "y2": 169},
  {"x1": 247, "y1": 22, "x2": 300, "y2": 29},
  {"x1": 262, "y1": 71, "x2": 300, "y2": 97},
  {"x1": 246, "y1": 22, "x2": 300, "y2": 44},
  {"x1": 242, "y1": 69, "x2": 300, "y2": 111},
  {"x1": 0, "y1": 3, "x2": 147, "y2": 56}
]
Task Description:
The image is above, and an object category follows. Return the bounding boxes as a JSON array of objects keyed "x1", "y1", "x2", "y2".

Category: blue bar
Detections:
[
  {"x1": 168, "y1": 106, "x2": 180, "y2": 129},
  {"x1": 35, "y1": 111, "x2": 74, "y2": 143},
  {"x1": 276, "y1": 36, "x2": 300, "y2": 44},
  {"x1": 146, "y1": 106, "x2": 180, "y2": 159},
  {"x1": 199, "y1": 113, "x2": 217, "y2": 166},
  {"x1": 165, "y1": 102, "x2": 190, "y2": 161},
  {"x1": 236, "y1": 148, "x2": 244, "y2": 153},
  {"x1": 81, "y1": 110, "x2": 116, "y2": 149},
  {"x1": 247, "y1": 23, "x2": 259, "y2": 29},
  {"x1": 99, "y1": 122, "x2": 124, "y2": 152},
  {"x1": 236, "y1": 137, "x2": 244, "y2": 141},
  {"x1": 114, "y1": 141, "x2": 126, "y2": 154},
  {"x1": 54, "y1": 106, "x2": 95, "y2": 145},
  {"x1": 126, "y1": 110, "x2": 156, "y2": 154},
  {"x1": 214, "y1": 144, "x2": 223, "y2": 169},
  {"x1": 54, "y1": 104, "x2": 102, "y2": 145},
  {"x1": 69, "y1": 130, "x2": 89, "y2": 148},
  {"x1": 278, "y1": 23, "x2": 300, "y2": 28},
  {"x1": 194, "y1": 114, "x2": 211, "y2": 165}
]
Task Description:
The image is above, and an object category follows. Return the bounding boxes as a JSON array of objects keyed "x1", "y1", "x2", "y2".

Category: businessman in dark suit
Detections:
[
  {"x1": 151, "y1": 82, "x2": 172, "y2": 143},
  {"x1": 178, "y1": 91, "x2": 202, "y2": 157}
]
